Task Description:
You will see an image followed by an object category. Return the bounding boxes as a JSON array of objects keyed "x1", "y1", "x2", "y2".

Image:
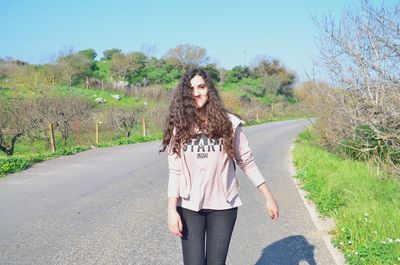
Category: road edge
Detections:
[{"x1": 288, "y1": 144, "x2": 346, "y2": 265}]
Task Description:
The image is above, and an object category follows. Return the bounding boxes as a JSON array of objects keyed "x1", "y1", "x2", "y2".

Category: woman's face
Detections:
[{"x1": 190, "y1": 75, "x2": 208, "y2": 109}]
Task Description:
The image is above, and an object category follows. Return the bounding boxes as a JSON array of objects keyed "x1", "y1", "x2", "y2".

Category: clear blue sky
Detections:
[{"x1": 0, "y1": 0, "x2": 395, "y2": 82}]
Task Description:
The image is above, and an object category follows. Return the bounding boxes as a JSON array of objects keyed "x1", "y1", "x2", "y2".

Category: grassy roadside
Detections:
[
  {"x1": 0, "y1": 133, "x2": 162, "y2": 177},
  {"x1": 293, "y1": 129, "x2": 400, "y2": 265},
  {"x1": 0, "y1": 115, "x2": 310, "y2": 178}
]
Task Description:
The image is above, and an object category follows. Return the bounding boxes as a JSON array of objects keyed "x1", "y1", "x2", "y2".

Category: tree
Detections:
[
  {"x1": 56, "y1": 52, "x2": 92, "y2": 86},
  {"x1": 36, "y1": 95, "x2": 93, "y2": 145},
  {"x1": 78, "y1": 49, "x2": 98, "y2": 86},
  {"x1": 164, "y1": 44, "x2": 209, "y2": 70},
  {"x1": 251, "y1": 56, "x2": 295, "y2": 97},
  {"x1": 9, "y1": 64, "x2": 49, "y2": 93},
  {"x1": 78, "y1": 49, "x2": 97, "y2": 61},
  {"x1": 107, "y1": 107, "x2": 139, "y2": 138},
  {"x1": 0, "y1": 98, "x2": 39, "y2": 156},
  {"x1": 102, "y1": 48, "x2": 122, "y2": 61},
  {"x1": 313, "y1": 0, "x2": 400, "y2": 174},
  {"x1": 314, "y1": 0, "x2": 400, "y2": 103},
  {"x1": 226, "y1": 66, "x2": 250, "y2": 83},
  {"x1": 218, "y1": 68, "x2": 227, "y2": 84},
  {"x1": 203, "y1": 64, "x2": 220, "y2": 83},
  {"x1": 109, "y1": 52, "x2": 147, "y2": 81},
  {"x1": 41, "y1": 63, "x2": 61, "y2": 85}
]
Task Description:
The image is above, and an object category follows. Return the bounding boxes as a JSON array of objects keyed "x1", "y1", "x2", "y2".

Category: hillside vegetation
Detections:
[{"x1": 0, "y1": 44, "x2": 311, "y2": 176}]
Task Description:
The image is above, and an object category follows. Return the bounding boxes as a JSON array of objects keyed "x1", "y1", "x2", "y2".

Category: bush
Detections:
[
  {"x1": 0, "y1": 156, "x2": 30, "y2": 175},
  {"x1": 339, "y1": 124, "x2": 399, "y2": 166}
]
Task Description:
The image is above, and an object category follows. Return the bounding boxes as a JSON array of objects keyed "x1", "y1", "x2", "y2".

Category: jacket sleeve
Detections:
[
  {"x1": 233, "y1": 125, "x2": 266, "y2": 187},
  {"x1": 167, "y1": 135, "x2": 181, "y2": 198}
]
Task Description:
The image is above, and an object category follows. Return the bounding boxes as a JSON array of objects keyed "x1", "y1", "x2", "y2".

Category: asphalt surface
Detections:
[{"x1": 0, "y1": 119, "x2": 338, "y2": 265}]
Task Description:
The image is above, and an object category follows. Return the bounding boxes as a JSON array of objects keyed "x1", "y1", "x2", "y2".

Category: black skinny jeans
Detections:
[{"x1": 177, "y1": 206, "x2": 238, "y2": 265}]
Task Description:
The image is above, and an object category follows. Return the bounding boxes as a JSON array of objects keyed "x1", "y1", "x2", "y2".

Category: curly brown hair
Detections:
[{"x1": 159, "y1": 68, "x2": 235, "y2": 158}]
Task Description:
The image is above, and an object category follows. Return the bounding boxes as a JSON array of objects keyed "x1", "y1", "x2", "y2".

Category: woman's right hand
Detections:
[{"x1": 168, "y1": 208, "x2": 183, "y2": 237}]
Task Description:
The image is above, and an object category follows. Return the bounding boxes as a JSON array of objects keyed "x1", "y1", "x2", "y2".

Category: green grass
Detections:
[
  {"x1": 96, "y1": 132, "x2": 162, "y2": 147},
  {"x1": 293, "y1": 129, "x2": 400, "y2": 265},
  {"x1": 0, "y1": 83, "x2": 147, "y2": 109},
  {"x1": 94, "y1": 60, "x2": 111, "y2": 81},
  {"x1": 219, "y1": 78, "x2": 261, "y2": 94},
  {"x1": 0, "y1": 145, "x2": 91, "y2": 176},
  {"x1": 0, "y1": 133, "x2": 162, "y2": 177},
  {"x1": 244, "y1": 114, "x2": 312, "y2": 126},
  {"x1": 0, "y1": 86, "x2": 13, "y2": 99},
  {"x1": 218, "y1": 78, "x2": 293, "y2": 106},
  {"x1": 54, "y1": 85, "x2": 145, "y2": 109}
]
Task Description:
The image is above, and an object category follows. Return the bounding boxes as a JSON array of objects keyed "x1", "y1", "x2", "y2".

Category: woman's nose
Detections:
[{"x1": 193, "y1": 88, "x2": 200, "y2": 96}]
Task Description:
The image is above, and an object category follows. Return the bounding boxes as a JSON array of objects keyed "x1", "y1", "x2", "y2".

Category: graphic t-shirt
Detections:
[{"x1": 179, "y1": 132, "x2": 243, "y2": 210}]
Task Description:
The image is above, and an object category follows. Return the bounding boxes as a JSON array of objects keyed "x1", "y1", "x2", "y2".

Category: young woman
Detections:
[{"x1": 160, "y1": 68, "x2": 279, "y2": 265}]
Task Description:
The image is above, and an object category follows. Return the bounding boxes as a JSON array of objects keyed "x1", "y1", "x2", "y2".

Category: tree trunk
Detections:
[{"x1": 0, "y1": 133, "x2": 23, "y2": 156}]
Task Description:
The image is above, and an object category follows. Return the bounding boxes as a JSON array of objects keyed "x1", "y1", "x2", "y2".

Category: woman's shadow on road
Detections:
[{"x1": 255, "y1": 235, "x2": 317, "y2": 265}]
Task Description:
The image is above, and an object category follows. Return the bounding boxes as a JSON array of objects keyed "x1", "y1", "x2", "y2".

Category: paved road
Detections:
[{"x1": 0, "y1": 119, "x2": 337, "y2": 265}]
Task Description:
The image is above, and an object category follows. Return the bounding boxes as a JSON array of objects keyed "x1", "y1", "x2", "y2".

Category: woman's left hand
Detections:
[{"x1": 266, "y1": 198, "x2": 279, "y2": 221}]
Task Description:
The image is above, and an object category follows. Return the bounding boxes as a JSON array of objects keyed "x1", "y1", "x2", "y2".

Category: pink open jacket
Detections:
[{"x1": 167, "y1": 113, "x2": 266, "y2": 211}]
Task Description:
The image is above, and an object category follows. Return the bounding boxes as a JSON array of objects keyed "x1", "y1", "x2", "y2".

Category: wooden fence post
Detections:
[
  {"x1": 271, "y1": 103, "x2": 274, "y2": 120},
  {"x1": 48, "y1": 123, "x2": 56, "y2": 152},
  {"x1": 142, "y1": 117, "x2": 146, "y2": 136},
  {"x1": 95, "y1": 121, "x2": 102, "y2": 144}
]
